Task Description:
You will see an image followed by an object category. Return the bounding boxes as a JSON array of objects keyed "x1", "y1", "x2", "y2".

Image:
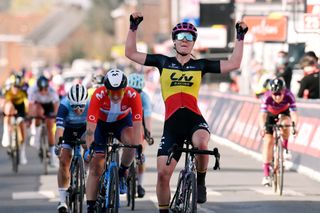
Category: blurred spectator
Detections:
[
  {"x1": 297, "y1": 56, "x2": 320, "y2": 99},
  {"x1": 303, "y1": 51, "x2": 319, "y2": 68},
  {"x1": 275, "y1": 51, "x2": 292, "y2": 90},
  {"x1": 251, "y1": 61, "x2": 274, "y2": 98}
]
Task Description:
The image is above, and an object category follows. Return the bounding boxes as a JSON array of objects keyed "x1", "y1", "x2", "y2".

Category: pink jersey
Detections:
[{"x1": 87, "y1": 86, "x2": 143, "y2": 123}]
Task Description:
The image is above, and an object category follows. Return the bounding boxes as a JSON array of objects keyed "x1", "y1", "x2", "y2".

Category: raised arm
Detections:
[
  {"x1": 220, "y1": 21, "x2": 248, "y2": 74},
  {"x1": 125, "y1": 12, "x2": 147, "y2": 65}
]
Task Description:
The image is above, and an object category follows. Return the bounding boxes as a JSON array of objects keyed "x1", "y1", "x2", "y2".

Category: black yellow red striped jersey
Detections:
[{"x1": 144, "y1": 54, "x2": 221, "y2": 120}]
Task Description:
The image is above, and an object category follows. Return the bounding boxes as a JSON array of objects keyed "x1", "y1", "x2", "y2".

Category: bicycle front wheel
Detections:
[
  {"x1": 40, "y1": 130, "x2": 48, "y2": 175},
  {"x1": 70, "y1": 158, "x2": 85, "y2": 213},
  {"x1": 11, "y1": 128, "x2": 19, "y2": 173},
  {"x1": 170, "y1": 172, "x2": 184, "y2": 212},
  {"x1": 126, "y1": 162, "x2": 136, "y2": 210},
  {"x1": 183, "y1": 173, "x2": 197, "y2": 213},
  {"x1": 107, "y1": 166, "x2": 119, "y2": 213},
  {"x1": 277, "y1": 143, "x2": 284, "y2": 196}
]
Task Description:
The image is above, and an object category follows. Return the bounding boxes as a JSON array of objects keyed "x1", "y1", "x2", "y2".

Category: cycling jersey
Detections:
[
  {"x1": 87, "y1": 86, "x2": 143, "y2": 123},
  {"x1": 4, "y1": 89, "x2": 27, "y2": 105},
  {"x1": 260, "y1": 89, "x2": 297, "y2": 115},
  {"x1": 27, "y1": 85, "x2": 59, "y2": 104},
  {"x1": 144, "y1": 54, "x2": 221, "y2": 120},
  {"x1": 140, "y1": 91, "x2": 152, "y2": 117},
  {"x1": 56, "y1": 97, "x2": 89, "y2": 129}
]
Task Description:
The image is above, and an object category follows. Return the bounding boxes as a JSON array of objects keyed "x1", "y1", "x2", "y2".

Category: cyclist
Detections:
[
  {"x1": 84, "y1": 68, "x2": 143, "y2": 213},
  {"x1": 87, "y1": 73, "x2": 104, "y2": 97},
  {"x1": 3, "y1": 74, "x2": 28, "y2": 164},
  {"x1": 54, "y1": 83, "x2": 89, "y2": 213},
  {"x1": 27, "y1": 75, "x2": 60, "y2": 167},
  {"x1": 259, "y1": 78, "x2": 298, "y2": 186},
  {"x1": 128, "y1": 72, "x2": 153, "y2": 198},
  {"x1": 125, "y1": 12, "x2": 248, "y2": 211}
]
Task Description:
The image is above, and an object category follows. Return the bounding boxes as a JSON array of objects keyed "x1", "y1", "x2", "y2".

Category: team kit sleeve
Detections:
[
  {"x1": 56, "y1": 103, "x2": 69, "y2": 129},
  {"x1": 141, "y1": 92, "x2": 152, "y2": 117},
  {"x1": 201, "y1": 59, "x2": 221, "y2": 74},
  {"x1": 129, "y1": 88, "x2": 143, "y2": 121},
  {"x1": 288, "y1": 91, "x2": 297, "y2": 111},
  {"x1": 86, "y1": 87, "x2": 102, "y2": 123},
  {"x1": 144, "y1": 54, "x2": 166, "y2": 72}
]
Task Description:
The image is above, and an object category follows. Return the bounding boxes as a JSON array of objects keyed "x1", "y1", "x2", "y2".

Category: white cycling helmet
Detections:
[
  {"x1": 67, "y1": 83, "x2": 88, "y2": 106},
  {"x1": 104, "y1": 68, "x2": 127, "y2": 90},
  {"x1": 128, "y1": 73, "x2": 145, "y2": 90}
]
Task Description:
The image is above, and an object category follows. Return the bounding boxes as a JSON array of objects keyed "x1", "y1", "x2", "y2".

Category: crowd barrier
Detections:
[{"x1": 146, "y1": 82, "x2": 320, "y2": 182}]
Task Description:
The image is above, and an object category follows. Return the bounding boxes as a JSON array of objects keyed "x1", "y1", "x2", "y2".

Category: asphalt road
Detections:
[{"x1": 0, "y1": 116, "x2": 320, "y2": 213}]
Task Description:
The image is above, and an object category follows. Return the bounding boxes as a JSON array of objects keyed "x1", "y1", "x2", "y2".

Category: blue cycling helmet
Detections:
[{"x1": 128, "y1": 73, "x2": 145, "y2": 90}]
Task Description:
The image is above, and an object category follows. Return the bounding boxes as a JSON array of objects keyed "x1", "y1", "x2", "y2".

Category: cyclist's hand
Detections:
[
  {"x1": 130, "y1": 12, "x2": 143, "y2": 31},
  {"x1": 83, "y1": 149, "x2": 91, "y2": 163},
  {"x1": 236, "y1": 21, "x2": 248, "y2": 41},
  {"x1": 260, "y1": 129, "x2": 266, "y2": 137},
  {"x1": 54, "y1": 144, "x2": 61, "y2": 157}
]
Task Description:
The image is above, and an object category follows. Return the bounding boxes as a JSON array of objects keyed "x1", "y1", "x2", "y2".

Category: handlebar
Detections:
[
  {"x1": 166, "y1": 144, "x2": 220, "y2": 170},
  {"x1": 58, "y1": 137, "x2": 86, "y2": 146},
  {"x1": 144, "y1": 127, "x2": 154, "y2": 145}
]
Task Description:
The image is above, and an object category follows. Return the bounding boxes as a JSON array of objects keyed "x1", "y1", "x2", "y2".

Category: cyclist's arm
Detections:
[
  {"x1": 132, "y1": 120, "x2": 143, "y2": 146},
  {"x1": 290, "y1": 110, "x2": 298, "y2": 128},
  {"x1": 125, "y1": 14, "x2": 147, "y2": 65},
  {"x1": 220, "y1": 38, "x2": 243, "y2": 73},
  {"x1": 86, "y1": 121, "x2": 96, "y2": 148},
  {"x1": 55, "y1": 127, "x2": 64, "y2": 146},
  {"x1": 259, "y1": 112, "x2": 267, "y2": 129}
]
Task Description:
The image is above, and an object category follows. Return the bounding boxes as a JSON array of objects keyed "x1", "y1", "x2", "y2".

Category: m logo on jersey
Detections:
[
  {"x1": 170, "y1": 72, "x2": 194, "y2": 87},
  {"x1": 127, "y1": 90, "x2": 137, "y2": 98},
  {"x1": 95, "y1": 90, "x2": 105, "y2": 100}
]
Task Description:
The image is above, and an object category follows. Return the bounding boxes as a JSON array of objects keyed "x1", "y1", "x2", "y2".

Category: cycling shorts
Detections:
[
  {"x1": 265, "y1": 109, "x2": 290, "y2": 134},
  {"x1": 40, "y1": 102, "x2": 55, "y2": 117},
  {"x1": 13, "y1": 102, "x2": 26, "y2": 118},
  {"x1": 61, "y1": 125, "x2": 86, "y2": 149},
  {"x1": 157, "y1": 108, "x2": 210, "y2": 162},
  {"x1": 93, "y1": 113, "x2": 132, "y2": 154}
]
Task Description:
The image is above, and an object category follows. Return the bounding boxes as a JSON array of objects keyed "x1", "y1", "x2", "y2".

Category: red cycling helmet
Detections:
[{"x1": 172, "y1": 22, "x2": 198, "y2": 41}]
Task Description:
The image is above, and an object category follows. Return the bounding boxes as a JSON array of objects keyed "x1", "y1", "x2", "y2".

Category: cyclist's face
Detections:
[
  {"x1": 107, "y1": 89, "x2": 125, "y2": 103},
  {"x1": 174, "y1": 32, "x2": 195, "y2": 54},
  {"x1": 39, "y1": 87, "x2": 49, "y2": 95},
  {"x1": 11, "y1": 86, "x2": 19, "y2": 94},
  {"x1": 272, "y1": 91, "x2": 284, "y2": 103},
  {"x1": 71, "y1": 104, "x2": 86, "y2": 115}
]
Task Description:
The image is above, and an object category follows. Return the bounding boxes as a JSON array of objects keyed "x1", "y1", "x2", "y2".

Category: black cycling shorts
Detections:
[
  {"x1": 157, "y1": 108, "x2": 210, "y2": 162},
  {"x1": 61, "y1": 125, "x2": 87, "y2": 149},
  {"x1": 13, "y1": 102, "x2": 26, "y2": 118},
  {"x1": 265, "y1": 109, "x2": 290, "y2": 134},
  {"x1": 40, "y1": 102, "x2": 55, "y2": 117}
]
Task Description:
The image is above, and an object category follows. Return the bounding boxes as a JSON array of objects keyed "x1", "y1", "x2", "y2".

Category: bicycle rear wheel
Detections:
[
  {"x1": 183, "y1": 173, "x2": 197, "y2": 213},
  {"x1": 106, "y1": 166, "x2": 119, "y2": 213},
  {"x1": 126, "y1": 162, "x2": 136, "y2": 210},
  {"x1": 96, "y1": 173, "x2": 107, "y2": 213},
  {"x1": 70, "y1": 158, "x2": 85, "y2": 213},
  {"x1": 170, "y1": 172, "x2": 184, "y2": 212}
]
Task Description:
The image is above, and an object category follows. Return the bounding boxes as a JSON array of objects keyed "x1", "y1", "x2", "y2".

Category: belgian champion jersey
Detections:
[{"x1": 144, "y1": 54, "x2": 221, "y2": 120}]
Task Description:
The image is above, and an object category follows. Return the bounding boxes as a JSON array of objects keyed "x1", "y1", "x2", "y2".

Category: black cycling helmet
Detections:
[
  {"x1": 104, "y1": 68, "x2": 127, "y2": 90},
  {"x1": 11, "y1": 74, "x2": 23, "y2": 87},
  {"x1": 37, "y1": 75, "x2": 49, "y2": 90},
  {"x1": 270, "y1": 78, "x2": 285, "y2": 93},
  {"x1": 93, "y1": 74, "x2": 104, "y2": 85}
]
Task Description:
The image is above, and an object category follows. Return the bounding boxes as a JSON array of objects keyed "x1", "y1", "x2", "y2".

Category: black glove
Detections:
[
  {"x1": 130, "y1": 15, "x2": 143, "y2": 31},
  {"x1": 54, "y1": 144, "x2": 61, "y2": 156},
  {"x1": 236, "y1": 22, "x2": 248, "y2": 41}
]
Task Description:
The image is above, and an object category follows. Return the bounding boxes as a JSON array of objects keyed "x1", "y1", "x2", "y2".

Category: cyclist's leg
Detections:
[
  {"x1": 57, "y1": 146, "x2": 72, "y2": 210},
  {"x1": 3, "y1": 101, "x2": 16, "y2": 147},
  {"x1": 16, "y1": 103, "x2": 27, "y2": 164},
  {"x1": 137, "y1": 139, "x2": 147, "y2": 197},
  {"x1": 192, "y1": 128, "x2": 210, "y2": 203},
  {"x1": 262, "y1": 133, "x2": 274, "y2": 185},
  {"x1": 279, "y1": 114, "x2": 291, "y2": 149},
  {"x1": 157, "y1": 156, "x2": 177, "y2": 212},
  {"x1": 28, "y1": 103, "x2": 44, "y2": 148}
]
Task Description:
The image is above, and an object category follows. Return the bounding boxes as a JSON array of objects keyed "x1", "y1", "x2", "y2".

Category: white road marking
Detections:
[{"x1": 12, "y1": 191, "x2": 55, "y2": 200}]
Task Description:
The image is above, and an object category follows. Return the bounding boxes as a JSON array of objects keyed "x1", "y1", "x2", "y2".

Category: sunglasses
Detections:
[
  {"x1": 107, "y1": 89, "x2": 125, "y2": 98},
  {"x1": 176, "y1": 32, "x2": 194, "y2": 41},
  {"x1": 71, "y1": 104, "x2": 86, "y2": 110}
]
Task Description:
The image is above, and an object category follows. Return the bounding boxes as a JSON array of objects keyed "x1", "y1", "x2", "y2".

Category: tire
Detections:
[
  {"x1": 96, "y1": 173, "x2": 107, "y2": 213},
  {"x1": 106, "y1": 166, "x2": 119, "y2": 213},
  {"x1": 71, "y1": 158, "x2": 85, "y2": 213},
  {"x1": 183, "y1": 173, "x2": 197, "y2": 213},
  {"x1": 272, "y1": 144, "x2": 279, "y2": 193},
  {"x1": 170, "y1": 172, "x2": 184, "y2": 212},
  {"x1": 11, "y1": 128, "x2": 19, "y2": 173},
  {"x1": 40, "y1": 128, "x2": 48, "y2": 175},
  {"x1": 126, "y1": 163, "x2": 136, "y2": 210},
  {"x1": 278, "y1": 143, "x2": 284, "y2": 196}
]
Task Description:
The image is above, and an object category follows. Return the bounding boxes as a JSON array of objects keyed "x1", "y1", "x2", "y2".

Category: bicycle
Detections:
[
  {"x1": 58, "y1": 137, "x2": 86, "y2": 213},
  {"x1": 268, "y1": 122, "x2": 295, "y2": 196},
  {"x1": 167, "y1": 141, "x2": 220, "y2": 213},
  {"x1": 88, "y1": 133, "x2": 142, "y2": 213},
  {"x1": 5, "y1": 114, "x2": 23, "y2": 173}
]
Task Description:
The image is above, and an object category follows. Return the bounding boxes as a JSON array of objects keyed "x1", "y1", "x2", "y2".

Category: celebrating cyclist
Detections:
[
  {"x1": 125, "y1": 12, "x2": 248, "y2": 211},
  {"x1": 3, "y1": 74, "x2": 28, "y2": 164},
  {"x1": 54, "y1": 83, "x2": 89, "y2": 213},
  {"x1": 27, "y1": 75, "x2": 60, "y2": 167},
  {"x1": 84, "y1": 68, "x2": 143, "y2": 213},
  {"x1": 128, "y1": 72, "x2": 153, "y2": 198},
  {"x1": 259, "y1": 78, "x2": 298, "y2": 186}
]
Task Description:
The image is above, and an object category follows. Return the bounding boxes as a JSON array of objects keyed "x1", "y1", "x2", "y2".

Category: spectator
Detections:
[
  {"x1": 297, "y1": 56, "x2": 320, "y2": 99},
  {"x1": 275, "y1": 51, "x2": 292, "y2": 90}
]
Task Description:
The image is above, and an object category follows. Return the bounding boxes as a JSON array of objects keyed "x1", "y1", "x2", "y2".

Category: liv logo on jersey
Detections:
[{"x1": 170, "y1": 72, "x2": 194, "y2": 87}]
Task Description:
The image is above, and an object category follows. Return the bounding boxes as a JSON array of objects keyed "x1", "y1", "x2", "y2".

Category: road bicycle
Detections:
[
  {"x1": 5, "y1": 114, "x2": 23, "y2": 173},
  {"x1": 167, "y1": 141, "x2": 220, "y2": 213},
  {"x1": 268, "y1": 122, "x2": 295, "y2": 196},
  {"x1": 88, "y1": 133, "x2": 142, "y2": 213},
  {"x1": 59, "y1": 137, "x2": 86, "y2": 213}
]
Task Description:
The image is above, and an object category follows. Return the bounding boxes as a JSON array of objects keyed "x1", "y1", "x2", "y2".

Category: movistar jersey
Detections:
[
  {"x1": 56, "y1": 97, "x2": 89, "y2": 129},
  {"x1": 145, "y1": 54, "x2": 221, "y2": 120}
]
